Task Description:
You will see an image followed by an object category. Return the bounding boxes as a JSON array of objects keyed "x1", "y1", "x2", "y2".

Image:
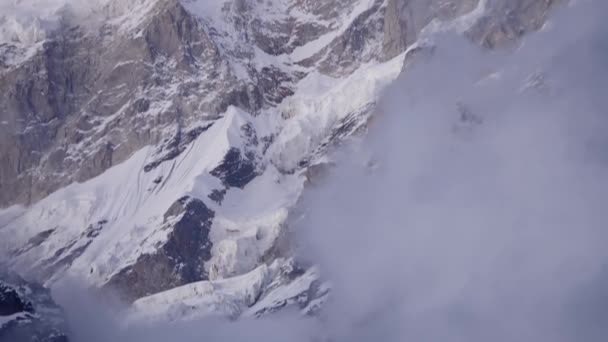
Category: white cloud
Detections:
[{"x1": 294, "y1": 1, "x2": 608, "y2": 341}]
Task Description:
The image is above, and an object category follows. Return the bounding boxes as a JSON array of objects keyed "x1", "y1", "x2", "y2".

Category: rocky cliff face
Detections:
[
  {"x1": 0, "y1": 0, "x2": 242, "y2": 207},
  {"x1": 0, "y1": 0, "x2": 558, "y2": 321},
  {"x1": 0, "y1": 270, "x2": 69, "y2": 342}
]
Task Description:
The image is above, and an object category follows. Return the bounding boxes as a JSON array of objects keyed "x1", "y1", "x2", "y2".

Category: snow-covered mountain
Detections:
[
  {"x1": 0, "y1": 0, "x2": 557, "y2": 324},
  {"x1": 0, "y1": 270, "x2": 68, "y2": 341}
]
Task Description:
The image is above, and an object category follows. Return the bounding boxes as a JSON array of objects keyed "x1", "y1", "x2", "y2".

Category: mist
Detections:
[
  {"x1": 51, "y1": 278, "x2": 318, "y2": 342},
  {"x1": 294, "y1": 0, "x2": 608, "y2": 341},
  {"x1": 47, "y1": 0, "x2": 608, "y2": 341}
]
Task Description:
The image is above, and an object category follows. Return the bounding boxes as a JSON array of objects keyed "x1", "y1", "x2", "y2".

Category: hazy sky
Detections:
[{"x1": 53, "y1": 0, "x2": 608, "y2": 341}]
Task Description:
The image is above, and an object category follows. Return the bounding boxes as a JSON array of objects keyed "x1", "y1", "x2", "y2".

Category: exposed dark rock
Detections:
[
  {"x1": 163, "y1": 195, "x2": 190, "y2": 221},
  {"x1": 208, "y1": 188, "x2": 227, "y2": 205},
  {"x1": 36, "y1": 241, "x2": 93, "y2": 284},
  {"x1": 134, "y1": 98, "x2": 151, "y2": 113},
  {"x1": 31, "y1": 220, "x2": 107, "y2": 282},
  {"x1": 210, "y1": 148, "x2": 258, "y2": 189},
  {"x1": 144, "y1": 122, "x2": 215, "y2": 172},
  {"x1": 0, "y1": 0, "x2": 561, "y2": 209},
  {"x1": 84, "y1": 220, "x2": 107, "y2": 239},
  {"x1": 260, "y1": 135, "x2": 275, "y2": 154},
  {"x1": 0, "y1": 283, "x2": 33, "y2": 316},
  {"x1": 0, "y1": 271, "x2": 69, "y2": 342},
  {"x1": 105, "y1": 197, "x2": 215, "y2": 301},
  {"x1": 218, "y1": 84, "x2": 265, "y2": 115},
  {"x1": 252, "y1": 66, "x2": 296, "y2": 106},
  {"x1": 316, "y1": 0, "x2": 385, "y2": 75},
  {"x1": 0, "y1": 0, "x2": 228, "y2": 208},
  {"x1": 14, "y1": 229, "x2": 56, "y2": 256}
]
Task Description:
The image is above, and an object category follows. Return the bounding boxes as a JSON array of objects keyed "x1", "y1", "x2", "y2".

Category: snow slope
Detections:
[
  {"x1": 130, "y1": 259, "x2": 325, "y2": 322},
  {"x1": 0, "y1": 45, "x2": 405, "y2": 289},
  {"x1": 0, "y1": 107, "x2": 300, "y2": 286}
]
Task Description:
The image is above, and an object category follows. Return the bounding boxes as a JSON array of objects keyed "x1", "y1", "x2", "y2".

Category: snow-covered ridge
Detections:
[
  {"x1": 130, "y1": 261, "x2": 277, "y2": 321},
  {"x1": 0, "y1": 0, "x2": 420, "y2": 287},
  {"x1": 0, "y1": 43, "x2": 408, "y2": 288},
  {"x1": 130, "y1": 259, "x2": 324, "y2": 322},
  {"x1": 0, "y1": 107, "x2": 301, "y2": 287},
  {"x1": 270, "y1": 50, "x2": 408, "y2": 171},
  {"x1": 0, "y1": 48, "x2": 403, "y2": 316}
]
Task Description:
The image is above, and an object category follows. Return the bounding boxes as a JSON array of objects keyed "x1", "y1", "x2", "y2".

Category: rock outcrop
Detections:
[
  {"x1": 0, "y1": 270, "x2": 69, "y2": 342},
  {"x1": 105, "y1": 197, "x2": 215, "y2": 301}
]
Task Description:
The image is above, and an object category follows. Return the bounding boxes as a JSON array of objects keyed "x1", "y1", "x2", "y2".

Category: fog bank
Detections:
[{"x1": 295, "y1": 1, "x2": 608, "y2": 341}]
